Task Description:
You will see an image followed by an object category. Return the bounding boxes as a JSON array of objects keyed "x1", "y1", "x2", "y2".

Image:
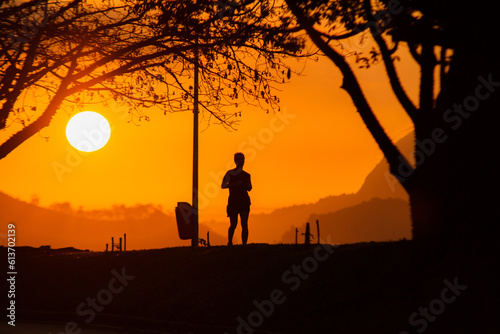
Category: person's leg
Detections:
[
  {"x1": 240, "y1": 211, "x2": 249, "y2": 245},
  {"x1": 228, "y1": 213, "x2": 238, "y2": 245}
]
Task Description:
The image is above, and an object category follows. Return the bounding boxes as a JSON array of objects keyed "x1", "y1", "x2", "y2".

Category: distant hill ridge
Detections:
[{"x1": 0, "y1": 191, "x2": 225, "y2": 250}]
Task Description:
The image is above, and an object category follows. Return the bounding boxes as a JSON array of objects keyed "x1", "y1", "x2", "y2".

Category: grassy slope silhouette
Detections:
[{"x1": 10, "y1": 240, "x2": 499, "y2": 334}]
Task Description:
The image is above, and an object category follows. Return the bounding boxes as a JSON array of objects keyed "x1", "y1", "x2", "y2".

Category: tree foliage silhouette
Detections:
[
  {"x1": 284, "y1": 0, "x2": 500, "y2": 242},
  {"x1": 0, "y1": 0, "x2": 306, "y2": 160}
]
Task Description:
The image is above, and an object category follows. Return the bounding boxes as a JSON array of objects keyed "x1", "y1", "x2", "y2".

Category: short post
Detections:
[
  {"x1": 305, "y1": 222, "x2": 311, "y2": 246},
  {"x1": 207, "y1": 231, "x2": 210, "y2": 247},
  {"x1": 106, "y1": 243, "x2": 108, "y2": 252},
  {"x1": 119, "y1": 237, "x2": 122, "y2": 252},
  {"x1": 111, "y1": 237, "x2": 114, "y2": 252},
  {"x1": 316, "y1": 220, "x2": 320, "y2": 244},
  {"x1": 124, "y1": 233, "x2": 127, "y2": 252},
  {"x1": 295, "y1": 228, "x2": 298, "y2": 245}
]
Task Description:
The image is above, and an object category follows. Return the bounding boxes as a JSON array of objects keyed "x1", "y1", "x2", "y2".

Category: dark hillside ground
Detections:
[{"x1": 5, "y1": 241, "x2": 500, "y2": 333}]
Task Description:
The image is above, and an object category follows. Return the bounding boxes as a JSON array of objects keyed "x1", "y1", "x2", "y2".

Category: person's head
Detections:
[{"x1": 234, "y1": 152, "x2": 245, "y2": 168}]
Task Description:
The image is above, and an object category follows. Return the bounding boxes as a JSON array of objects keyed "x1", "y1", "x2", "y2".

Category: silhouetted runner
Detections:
[{"x1": 221, "y1": 152, "x2": 252, "y2": 245}]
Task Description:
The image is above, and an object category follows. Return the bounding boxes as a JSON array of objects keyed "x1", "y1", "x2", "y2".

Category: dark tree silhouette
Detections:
[
  {"x1": 285, "y1": 0, "x2": 500, "y2": 243},
  {"x1": 0, "y1": 0, "x2": 306, "y2": 160}
]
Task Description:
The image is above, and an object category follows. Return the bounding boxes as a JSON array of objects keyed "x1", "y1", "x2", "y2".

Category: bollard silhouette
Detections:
[
  {"x1": 305, "y1": 222, "x2": 311, "y2": 246},
  {"x1": 111, "y1": 235, "x2": 125, "y2": 252},
  {"x1": 316, "y1": 220, "x2": 320, "y2": 245}
]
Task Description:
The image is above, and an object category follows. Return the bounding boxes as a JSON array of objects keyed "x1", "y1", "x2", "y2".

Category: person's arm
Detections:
[
  {"x1": 246, "y1": 174, "x2": 252, "y2": 191},
  {"x1": 221, "y1": 172, "x2": 230, "y2": 189}
]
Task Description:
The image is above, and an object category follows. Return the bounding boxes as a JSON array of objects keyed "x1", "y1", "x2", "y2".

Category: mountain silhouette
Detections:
[{"x1": 355, "y1": 132, "x2": 412, "y2": 201}]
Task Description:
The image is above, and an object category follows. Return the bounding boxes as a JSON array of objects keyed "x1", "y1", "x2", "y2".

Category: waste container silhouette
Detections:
[{"x1": 175, "y1": 202, "x2": 194, "y2": 240}]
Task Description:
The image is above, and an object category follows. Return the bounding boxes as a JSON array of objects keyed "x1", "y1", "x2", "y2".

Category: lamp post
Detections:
[{"x1": 191, "y1": 38, "x2": 199, "y2": 248}]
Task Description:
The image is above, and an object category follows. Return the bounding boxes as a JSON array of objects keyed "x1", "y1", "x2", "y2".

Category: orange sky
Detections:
[{"x1": 0, "y1": 41, "x2": 417, "y2": 220}]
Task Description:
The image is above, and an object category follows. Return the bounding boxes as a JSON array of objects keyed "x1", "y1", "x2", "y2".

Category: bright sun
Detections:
[{"x1": 66, "y1": 111, "x2": 111, "y2": 152}]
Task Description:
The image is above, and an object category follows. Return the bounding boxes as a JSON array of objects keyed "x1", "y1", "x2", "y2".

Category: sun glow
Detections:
[{"x1": 66, "y1": 111, "x2": 111, "y2": 152}]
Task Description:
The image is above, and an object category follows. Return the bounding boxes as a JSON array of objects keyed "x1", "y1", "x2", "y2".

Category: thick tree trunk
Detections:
[
  {"x1": 410, "y1": 44, "x2": 500, "y2": 244},
  {"x1": 408, "y1": 133, "x2": 452, "y2": 242}
]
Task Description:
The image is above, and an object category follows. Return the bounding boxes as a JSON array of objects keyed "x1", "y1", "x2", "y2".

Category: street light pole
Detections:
[{"x1": 192, "y1": 38, "x2": 199, "y2": 248}]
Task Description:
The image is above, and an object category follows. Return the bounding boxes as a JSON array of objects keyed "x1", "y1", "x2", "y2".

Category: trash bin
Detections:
[{"x1": 175, "y1": 202, "x2": 194, "y2": 240}]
